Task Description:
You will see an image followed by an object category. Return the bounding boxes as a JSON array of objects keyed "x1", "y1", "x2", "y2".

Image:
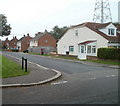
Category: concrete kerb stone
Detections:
[
  {"x1": 1, "y1": 54, "x2": 62, "y2": 88},
  {"x1": 36, "y1": 55, "x2": 119, "y2": 69}
]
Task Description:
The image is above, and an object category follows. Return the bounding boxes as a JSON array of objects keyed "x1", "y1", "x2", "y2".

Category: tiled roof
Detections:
[
  {"x1": 72, "y1": 22, "x2": 120, "y2": 43},
  {"x1": 18, "y1": 35, "x2": 33, "y2": 42},
  {"x1": 78, "y1": 40, "x2": 96, "y2": 45},
  {"x1": 31, "y1": 32, "x2": 44, "y2": 41},
  {"x1": 115, "y1": 25, "x2": 120, "y2": 31},
  {"x1": 31, "y1": 32, "x2": 53, "y2": 41}
]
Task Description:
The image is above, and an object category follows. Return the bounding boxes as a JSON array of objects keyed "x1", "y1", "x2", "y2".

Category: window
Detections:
[
  {"x1": 92, "y1": 46, "x2": 96, "y2": 53},
  {"x1": 87, "y1": 46, "x2": 96, "y2": 54},
  {"x1": 87, "y1": 46, "x2": 91, "y2": 53},
  {"x1": 108, "y1": 29, "x2": 115, "y2": 35},
  {"x1": 81, "y1": 46, "x2": 84, "y2": 53},
  {"x1": 75, "y1": 30, "x2": 78, "y2": 36},
  {"x1": 45, "y1": 40, "x2": 48, "y2": 43},
  {"x1": 69, "y1": 46, "x2": 74, "y2": 52}
]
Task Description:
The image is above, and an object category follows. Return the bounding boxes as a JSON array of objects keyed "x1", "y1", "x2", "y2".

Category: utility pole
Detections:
[{"x1": 93, "y1": 0, "x2": 112, "y2": 23}]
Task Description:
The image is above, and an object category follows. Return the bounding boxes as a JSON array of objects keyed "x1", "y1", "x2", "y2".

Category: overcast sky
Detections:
[{"x1": 0, "y1": 0, "x2": 119, "y2": 40}]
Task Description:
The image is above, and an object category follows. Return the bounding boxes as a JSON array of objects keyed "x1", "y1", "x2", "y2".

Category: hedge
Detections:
[{"x1": 97, "y1": 48, "x2": 120, "y2": 60}]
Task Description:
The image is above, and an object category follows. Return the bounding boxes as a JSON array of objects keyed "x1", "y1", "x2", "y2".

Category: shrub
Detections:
[{"x1": 97, "y1": 48, "x2": 120, "y2": 60}]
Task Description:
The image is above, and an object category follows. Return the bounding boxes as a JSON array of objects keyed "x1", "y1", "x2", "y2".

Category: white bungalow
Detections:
[{"x1": 57, "y1": 22, "x2": 120, "y2": 60}]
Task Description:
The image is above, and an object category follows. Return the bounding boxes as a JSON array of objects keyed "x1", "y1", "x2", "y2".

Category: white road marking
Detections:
[
  {"x1": 36, "y1": 64, "x2": 48, "y2": 70},
  {"x1": 51, "y1": 81, "x2": 68, "y2": 85},
  {"x1": 111, "y1": 75, "x2": 117, "y2": 77},
  {"x1": 106, "y1": 75, "x2": 117, "y2": 78}
]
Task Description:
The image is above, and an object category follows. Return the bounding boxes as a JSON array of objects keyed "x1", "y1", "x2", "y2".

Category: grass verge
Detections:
[
  {"x1": 0, "y1": 55, "x2": 30, "y2": 78},
  {"x1": 28, "y1": 52, "x2": 120, "y2": 66},
  {"x1": 87, "y1": 60, "x2": 120, "y2": 66}
]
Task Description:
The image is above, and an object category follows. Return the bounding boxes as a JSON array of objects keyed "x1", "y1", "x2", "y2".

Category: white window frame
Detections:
[
  {"x1": 80, "y1": 45, "x2": 85, "y2": 53},
  {"x1": 69, "y1": 46, "x2": 74, "y2": 52},
  {"x1": 108, "y1": 28, "x2": 115, "y2": 36},
  {"x1": 87, "y1": 46, "x2": 91, "y2": 53},
  {"x1": 92, "y1": 46, "x2": 96, "y2": 53}
]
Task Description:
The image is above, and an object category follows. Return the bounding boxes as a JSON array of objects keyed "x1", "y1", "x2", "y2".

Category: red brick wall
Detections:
[
  {"x1": 38, "y1": 34, "x2": 56, "y2": 48},
  {"x1": 21, "y1": 36, "x2": 32, "y2": 52},
  {"x1": 9, "y1": 37, "x2": 18, "y2": 48},
  {"x1": 2, "y1": 38, "x2": 10, "y2": 48},
  {"x1": 87, "y1": 56, "x2": 98, "y2": 60}
]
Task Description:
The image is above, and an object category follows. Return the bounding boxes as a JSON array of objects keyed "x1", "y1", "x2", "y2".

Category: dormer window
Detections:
[{"x1": 108, "y1": 28, "x2": 115, "y2": 35}]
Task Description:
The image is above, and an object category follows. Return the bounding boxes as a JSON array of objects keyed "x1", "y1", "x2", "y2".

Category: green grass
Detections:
[
  {"x1": 28, "y1": 52, "x2": 120, "y2": 66},
  {"x1": 0, "y1": 55, "x2": 30, "y2": 78},
  {"x1": 87, "y1": 60, "x2": 120, "y2": 66}
]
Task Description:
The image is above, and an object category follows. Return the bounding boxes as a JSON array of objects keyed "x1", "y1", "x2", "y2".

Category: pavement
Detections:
[
  {"x1": 1, "y1": 53, "x2": 119, "y2": 88},
  {"x1": 1, "y1": 54, "x2": 61, "y2": 88}
]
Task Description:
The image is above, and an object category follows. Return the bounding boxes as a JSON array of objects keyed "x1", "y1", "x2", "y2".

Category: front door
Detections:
[{"x1": 78, "y1": 45, "x2": 87, "y2": 60}]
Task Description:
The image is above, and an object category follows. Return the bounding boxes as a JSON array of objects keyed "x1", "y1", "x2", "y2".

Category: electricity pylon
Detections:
[{"x1": 93, "y1": 0, "x2": 112, "y2": 23}]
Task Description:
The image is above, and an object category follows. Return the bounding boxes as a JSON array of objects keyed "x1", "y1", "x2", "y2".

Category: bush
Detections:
[{"x1": 97, "y1": 48, "x2": 120, "y2": 60}]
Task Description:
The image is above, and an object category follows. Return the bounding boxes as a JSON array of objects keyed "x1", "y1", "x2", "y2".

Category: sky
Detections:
[{"x1": 0, "y1": 0, "x2": 119, "y2": 40}]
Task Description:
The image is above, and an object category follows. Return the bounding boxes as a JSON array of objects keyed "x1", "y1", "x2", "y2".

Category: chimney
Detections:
[
  {"x1": 44, "y1": 29, "x2": 48, "y2": 33},
  {"x1": 27, "y1": 33, "x2": 29, "y2": 36},
  {"x1": 23, "y1": 35, "x2": 25, "y2": 37},
  {"x1": 38, "y1": 32, "x2": 41, "y2": 34}
]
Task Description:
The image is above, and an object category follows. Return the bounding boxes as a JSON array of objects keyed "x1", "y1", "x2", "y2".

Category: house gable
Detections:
[
  {"x1": 57, "y1": 25, "x2": 108, "y2": 55},
  {"x1": 38, "y1": 34, "x2": 56, "y2": 48}
]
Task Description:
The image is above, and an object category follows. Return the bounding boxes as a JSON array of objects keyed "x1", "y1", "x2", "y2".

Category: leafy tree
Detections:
[
  {"x1": 0, "y1": 40, "x2": 2, "y2": 50},
  {"x1": 113, "y1": 22, "x2": 120, "y2": 25},
  {"x1": 50, "y1": 25, "x2": 68, "y2": 41},
  {"x1": 0, "y1": 14, "x2": 11, "y2": 37}
]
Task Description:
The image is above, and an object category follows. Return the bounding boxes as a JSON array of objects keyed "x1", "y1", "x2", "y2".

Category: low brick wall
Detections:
[
  {"x1": 87, "y1": 55, "x2": 119, "y2": 62},
  {"x1": 57, "y1": 54, "x2": 77, "y2": 58},
  {"x1": 87, "y1": 56, "x2": 98, "y2": 60}
]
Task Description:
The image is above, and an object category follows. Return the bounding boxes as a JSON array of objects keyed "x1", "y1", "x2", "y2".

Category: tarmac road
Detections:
[{"x1": 2, "y1": 52, "x2": 118, "y2": 104}]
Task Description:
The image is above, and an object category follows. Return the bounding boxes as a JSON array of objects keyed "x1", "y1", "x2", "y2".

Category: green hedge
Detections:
[{"x1": 97, "y1": 48, "x2": 120, "y2": 60}]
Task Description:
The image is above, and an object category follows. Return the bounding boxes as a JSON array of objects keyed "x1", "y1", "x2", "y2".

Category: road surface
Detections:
[{"x1": 2, "y1": 52, "x2": 118, "y2": 104}]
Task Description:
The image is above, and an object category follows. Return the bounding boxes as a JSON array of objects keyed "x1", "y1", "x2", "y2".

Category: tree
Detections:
[
  {"x1": 50, "y1": 25, "x2": 68, "y2": 41},
  {"x1": 113, "y1": 22, "x2": 120, "y2": 25},
  {"x1": 0, "y1": 14, "x2": 11, "y2": 37}
]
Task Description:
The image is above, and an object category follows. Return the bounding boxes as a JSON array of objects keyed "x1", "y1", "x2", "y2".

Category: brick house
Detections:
[
  {"x1": 17, "y1": 34, "x2": 33, "y2": 52},
  {"x1": 9, "y1": 36, "x2": 18, "y2": 49},
  {"x1": 29, "y1": 31, "x2": 57, "y2": 54},
  {"x1": 2, "y1": 38, "x2": 10, "y2": 49}
]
